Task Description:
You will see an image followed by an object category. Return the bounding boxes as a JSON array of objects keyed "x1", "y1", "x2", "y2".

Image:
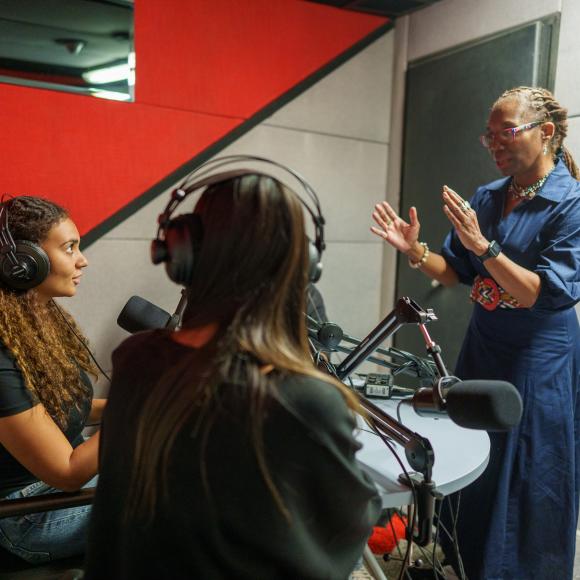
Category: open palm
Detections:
[{"x1": 371, "y1": 201, "x2": 420, "y2": 254}]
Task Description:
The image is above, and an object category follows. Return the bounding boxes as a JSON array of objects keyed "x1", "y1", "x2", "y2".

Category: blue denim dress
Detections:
[{"x1": 440, "y1": 159, "x2": 580, "y2": 579}]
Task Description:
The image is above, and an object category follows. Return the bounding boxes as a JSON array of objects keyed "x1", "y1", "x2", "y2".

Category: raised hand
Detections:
[
  {"x1": 442, "y1": 185, "x2": 487, "y2": 255},
  {"x1": 371, "y1": 201, "x2": 420, "y2": 255}
]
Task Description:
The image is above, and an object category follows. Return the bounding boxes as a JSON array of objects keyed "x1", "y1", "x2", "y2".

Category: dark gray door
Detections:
[{"x1": 393, "y1": 19, "x2": 558, "y2": 378}]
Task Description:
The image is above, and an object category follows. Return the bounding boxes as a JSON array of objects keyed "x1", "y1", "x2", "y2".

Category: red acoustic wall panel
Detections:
[
  {"x1": 0, "y1": 1, "x2": 387, "y2": 240},
  {"x1": 0, "y1": 84, "x2": 239, "y2": 236},
  {"x1": 136, "y1": 1, "x2": 387, "y2": 117}
]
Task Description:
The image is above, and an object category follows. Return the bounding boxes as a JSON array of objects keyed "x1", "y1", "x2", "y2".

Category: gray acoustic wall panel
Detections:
[
  {"x1": 556, "y1": 0, "x2": 580, "y2": 116},
  {"x1": 407, "y1": 0, "x2": 561, "y2": 62},
  {"x1": 65, "y1": 32, "x2": 395, "y2": 389},
  {"x1": 266, "y1": 32, "x2": 393, "y2": 143}
]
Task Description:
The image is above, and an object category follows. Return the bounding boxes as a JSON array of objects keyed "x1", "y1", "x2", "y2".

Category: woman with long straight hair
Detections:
[
  {"x1": 85, "y1": 173, "x2": 381, "y2": 579},
  {"x1": 0, "y1": 196, "x2": 102, "y2": 563}
]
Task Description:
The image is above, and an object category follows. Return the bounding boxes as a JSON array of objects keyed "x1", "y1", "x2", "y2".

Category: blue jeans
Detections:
[{"x1": 0, "y1": 477, "x2": 96, "y2": 564}]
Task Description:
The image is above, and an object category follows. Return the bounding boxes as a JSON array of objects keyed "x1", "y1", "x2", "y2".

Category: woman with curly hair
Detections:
[{"x1": 0, "y1": 196, "x2": 103, "y2": 564}]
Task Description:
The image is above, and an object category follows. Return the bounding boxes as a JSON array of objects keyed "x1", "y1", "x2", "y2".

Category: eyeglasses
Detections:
[{"x1": 479, "y1": 120, "x2": 544, "y2": 148}]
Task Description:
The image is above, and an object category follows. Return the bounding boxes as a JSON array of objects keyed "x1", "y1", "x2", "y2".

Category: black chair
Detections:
[{"x1": 0, "y1": 489, "x2": 93, "y2": 580}]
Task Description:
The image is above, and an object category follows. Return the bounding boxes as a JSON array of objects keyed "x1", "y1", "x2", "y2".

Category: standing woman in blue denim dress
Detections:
[
  {"x1": 371, "y1": 87, "x2": 580, "y2": 579},
  {"x1": 0, "y1": 196, "x2": 104, "y2": 564}
]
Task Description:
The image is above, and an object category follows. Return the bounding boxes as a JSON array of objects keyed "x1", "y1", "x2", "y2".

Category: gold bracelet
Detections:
[{"x1": 408, "y1": 242, "x2": 429, "y2": 269}]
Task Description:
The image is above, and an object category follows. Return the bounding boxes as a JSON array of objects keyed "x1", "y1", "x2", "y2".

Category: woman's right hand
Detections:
[{"x1": 371, "y1": 202, "x2": 421, "y2": 255}]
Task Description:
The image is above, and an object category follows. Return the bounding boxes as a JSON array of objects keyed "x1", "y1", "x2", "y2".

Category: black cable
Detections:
[
  {"x1": 51, "y1": 300, "x2": 111, "y2": 382},
  {"x1": 396, "y1": 399, "x2": 408, "y2": 423},
  {"x1": 358, "y1": 427, "x2": 383, "y2": 437},
  {"x1": 389, "y1": 346, "x2": 437, "y2": 380},
  {"x1": 392, "y1": 402, "x2": 446, "y2": 579},
  {"x1": 412, "y1": 523, "x2": 446, "y2": 578},
  {"x1": 387, "y1": 509, "x2": 405, "y2": 560},
  {"x1": 373, "y1": 431, "x2": 417, "y2": 580},
  {"x1": 410, "y1": 528, "x2": 446, "y2": 578},
  {"x1": 306, "y1": 290, "x2": 324, "y2": 326},
  {"x1": 318, "y1": 345, "x2": 423, "y2": 580},
  {"x1": 436, "y1": 495, "x2": 467, "y2": 580},
  {"x1": 431, "y1": 499, "x2": 444, "y2": 579},
  {"x1": 450, "y1": 493, "x2": 467, "y2": 580}
]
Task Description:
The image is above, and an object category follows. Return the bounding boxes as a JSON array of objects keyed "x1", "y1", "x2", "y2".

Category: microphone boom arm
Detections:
[
  {"x1": 165, "y1": 289, "x2": 188, "y2": 331},
  {"x1": 356, "y1": 393, "x2": 434, "y2": 482},
  {"x1": 335, "y1": 297, "x2": 438, "y2": 380},
  {"x1": 328, "y1": 297, "x2": 444, "y2": 546}
]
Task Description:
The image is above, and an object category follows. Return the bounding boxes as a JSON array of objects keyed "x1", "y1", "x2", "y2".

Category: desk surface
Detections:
[{"x1": 356, "y1": 398, "x2": 490, "y2": 508}]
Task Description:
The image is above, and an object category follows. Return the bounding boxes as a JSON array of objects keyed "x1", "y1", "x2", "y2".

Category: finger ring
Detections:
[
  {"x1": 386, "y1": 219, "x2": 393, "y2": 227},
  {"x1": 460, "y1": 200, "x2": 471, "y2": 214}
]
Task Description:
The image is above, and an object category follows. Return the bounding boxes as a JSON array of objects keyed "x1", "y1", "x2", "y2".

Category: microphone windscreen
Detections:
[
  {"x1": 446, "y1": 380, "x2": 522, "y2": 431},
  {"x1": 117, "y1": 296, "x2": 171, "y2": 334}
]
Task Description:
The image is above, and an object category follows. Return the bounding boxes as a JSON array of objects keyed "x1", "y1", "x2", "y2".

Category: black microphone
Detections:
[
  {"x1": 410, "y1": 378, "x2": 522, "y2": 431},
  {"x1": 117, "y1": 296, "x2": 171, "y2": 334}
]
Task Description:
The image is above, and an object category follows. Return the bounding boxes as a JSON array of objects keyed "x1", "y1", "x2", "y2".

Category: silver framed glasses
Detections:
[{"x1": 479, "y1": 120, "x2": 544, "y2": 148}]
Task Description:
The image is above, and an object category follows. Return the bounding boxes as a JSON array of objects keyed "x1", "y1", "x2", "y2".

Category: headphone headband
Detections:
[
  {"x1": 0, "y1": 199, "x2": 26, "y2": 273},
  {"x1": 0, "y1": 200, "x2": 18, "y2": 259},
  {"x1": 152, "y1": 155, "x2": 326, "y2": 286},
  {"x1": 157, "y1": 156, "x2": 325, "y2": 253},
  {"x1": 156, "y1": 169, "x2": 262, "y2": 231}
]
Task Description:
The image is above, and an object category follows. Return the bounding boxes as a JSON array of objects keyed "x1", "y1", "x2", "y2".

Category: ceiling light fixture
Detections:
[
  {"x1": 83, "y1": 62, "x2": 130, "y2": 85},
  {"x1": 89, "y1": 89, "x2": 131, "y2": 101}
]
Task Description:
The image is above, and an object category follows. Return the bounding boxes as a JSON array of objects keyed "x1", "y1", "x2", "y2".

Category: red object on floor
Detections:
[{"x1": 368, "y1": 514, "x2": 408, "y2": 554}]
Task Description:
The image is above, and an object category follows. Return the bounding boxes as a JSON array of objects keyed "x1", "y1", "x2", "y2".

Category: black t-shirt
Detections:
[
  {"x1": 0, "y1": 341, "x2": 93, "y2": 497},
  {"x1": 85, "y1": 331, "x2": 381, "y2": 580}
]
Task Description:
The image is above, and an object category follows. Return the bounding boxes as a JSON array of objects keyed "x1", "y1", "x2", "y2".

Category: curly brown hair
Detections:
[
  {"x1": 495, "y1": 86, "x2": 580, "y2": 179},
  {"x1": 0, "y1": 196, "x2": 96, "y2": 428}
]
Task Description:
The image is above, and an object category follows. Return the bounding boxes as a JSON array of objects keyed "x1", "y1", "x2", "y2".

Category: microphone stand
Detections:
[
  {"x1": 307, "y1": 317, "x2": 438, "y2": 383},
  {"x1": 319, "y1": 297, "x2": 446, "y2": 547},
  {"x1": 165, "y1": 289, "x2": 188, "y2": 331}
]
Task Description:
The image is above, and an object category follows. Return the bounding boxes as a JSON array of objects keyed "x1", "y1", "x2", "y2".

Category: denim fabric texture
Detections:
[{"x1": 0, "y1": 477, "x2": 96, "y2": 564}]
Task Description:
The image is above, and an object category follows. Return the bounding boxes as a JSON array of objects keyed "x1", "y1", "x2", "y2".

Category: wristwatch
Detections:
[{"x1": 476, "y1": 240, "x2": 502, "y2": 262}]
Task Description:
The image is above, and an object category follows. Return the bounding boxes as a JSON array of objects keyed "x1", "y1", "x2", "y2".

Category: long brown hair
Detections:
[
  {"x1": 126, "y1": 174, "x2": 358, "y2": 521},
  {"x1": 495, "y1": 86, "x2": 580, "y2": 179},
  {"x1": 0, "y1": 196, "x2": 96, "y2": 428}
]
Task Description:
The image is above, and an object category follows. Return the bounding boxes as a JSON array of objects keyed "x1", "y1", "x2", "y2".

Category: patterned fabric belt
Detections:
[{"x1": 470, "y1": 275, "x2": 523, "y2": 311}]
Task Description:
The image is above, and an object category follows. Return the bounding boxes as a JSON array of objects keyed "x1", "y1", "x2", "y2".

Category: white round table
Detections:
[{"x1": 356, "y1": 398, "x2": 490, "y2": 507}]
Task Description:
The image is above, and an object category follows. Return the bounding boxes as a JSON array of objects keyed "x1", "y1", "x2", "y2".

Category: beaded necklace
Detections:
[{"x1": 508, "y1": 166, "x2": 555, "y2": 200}]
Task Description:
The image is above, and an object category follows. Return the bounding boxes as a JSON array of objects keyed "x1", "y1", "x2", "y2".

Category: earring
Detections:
[{"x1": 543, "y1": 143, "x2": 549, "y2": 156}]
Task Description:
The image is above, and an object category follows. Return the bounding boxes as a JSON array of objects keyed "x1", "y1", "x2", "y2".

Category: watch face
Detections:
[
  {"x1": 478, "y1": 240, "x2": 501, "y2": 262},
  {"x1": 489, "y1": 241, "x2": 501, "y2": 257}
]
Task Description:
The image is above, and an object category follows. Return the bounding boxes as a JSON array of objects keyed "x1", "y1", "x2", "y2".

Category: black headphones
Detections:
[
  {"x1": 0, "y1": 199, "x2": 51, "y2": 290},
  {"x1": 151, "y1": 155, "x2": 326, "y2": 287}
]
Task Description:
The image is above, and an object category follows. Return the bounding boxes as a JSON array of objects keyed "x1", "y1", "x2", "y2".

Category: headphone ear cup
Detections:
[
  {"x1": 164, "y1": 214, "x2": 203, "y2": 286},
  {"x1": 307, "y1": 239, "x2": 322, "y2": 283},
  {"x1": 0, "y1": 240, "x2": 50, "y2": 290},
  {"x1": 150, "y1": 238, "x2": 168, "y2": 265}
]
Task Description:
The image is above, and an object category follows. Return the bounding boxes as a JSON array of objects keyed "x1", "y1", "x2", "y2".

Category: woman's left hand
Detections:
[{"x1": 442, "y1": 185, "x2": 488, "y2": 255}]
